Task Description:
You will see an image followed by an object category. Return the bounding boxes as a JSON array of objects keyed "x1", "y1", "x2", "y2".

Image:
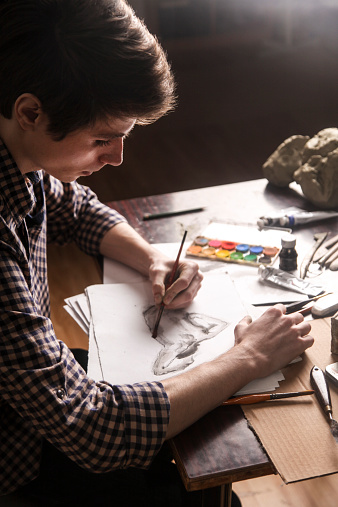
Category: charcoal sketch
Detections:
[{"x1": 143, "y1": 306, "x2": 229, "y2": 375}]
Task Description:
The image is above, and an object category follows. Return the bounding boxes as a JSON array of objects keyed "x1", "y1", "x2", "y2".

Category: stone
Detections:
[
  {"x1": 294, "y1": 148, "x2": 338, "y2": 209},
  {"x1": 263, "y1": 128, "x2": 338, "y2": 208},
  {"x1": 262, "y1": 135, "x2": 309, "y2": 187},
  {"x1": 302, "y1": 127, "x2": 338, "y2": 164}
]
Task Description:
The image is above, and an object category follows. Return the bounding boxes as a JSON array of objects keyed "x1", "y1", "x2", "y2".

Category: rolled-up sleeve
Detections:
[{"x1": 44, "y1": 174, "x2": 126, "y2": 255}]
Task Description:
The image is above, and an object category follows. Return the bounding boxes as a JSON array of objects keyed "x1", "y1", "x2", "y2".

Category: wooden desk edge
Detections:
[{"x1": 170, "y1": 438, "x2": 275, "y2": 491}]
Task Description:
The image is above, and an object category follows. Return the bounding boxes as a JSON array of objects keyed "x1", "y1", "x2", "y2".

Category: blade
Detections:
[{"x1": 329, "y1": 417, "x2": 338, "y2": 443}]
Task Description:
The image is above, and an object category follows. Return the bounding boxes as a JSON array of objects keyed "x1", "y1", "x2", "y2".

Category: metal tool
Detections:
[
  {"x1": 310, "y1": 365, "x2": 338, "y2": 443},
  {"x1": 329, "y1": 258, "x2": 338, "y2": 271},
  {"x1": 299, "y1": 232, "x2": 328, "y2": 279},
  {"x1": 319, "y1": 242, "x2": 338, "y2": 267},
  {"x1": 313, "y1": 234, "x2": 338, "y2": 263}
]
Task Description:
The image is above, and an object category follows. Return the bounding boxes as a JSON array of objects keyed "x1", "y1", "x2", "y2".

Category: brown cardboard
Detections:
[{"x1": 243, "y1": 318, "x2": 338, "y2": 484}]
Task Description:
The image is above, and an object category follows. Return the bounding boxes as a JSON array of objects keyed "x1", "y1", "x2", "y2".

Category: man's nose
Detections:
[{"x1": 99, "y1": 138, "x2": 124, "y2": 166}]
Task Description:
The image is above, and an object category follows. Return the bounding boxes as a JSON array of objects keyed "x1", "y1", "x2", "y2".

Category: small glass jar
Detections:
[{"x1": 279, "y1": 233, "x2": 298, "y2": 272}]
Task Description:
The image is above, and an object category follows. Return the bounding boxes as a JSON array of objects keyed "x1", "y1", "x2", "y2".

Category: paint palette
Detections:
[{"x1": 187, "y1": 236, "x2": 279, "y2": 266}]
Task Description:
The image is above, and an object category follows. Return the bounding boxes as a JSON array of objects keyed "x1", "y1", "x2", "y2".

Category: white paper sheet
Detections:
[
  {"x1": 64, "y1": 283, "x2": 285, "y2": 392},
  {"x1": 63, "y1": 305, "x2": 89, "y2": 335},
  {"x1": 202, "y1": 222, "x2": 287, "y2": 248},
  {"x1": 87, "y1": 273, "x2": 244, "y2": 383},
  {"x1": 86, "y1": 272, "x2": 284, "y2": 394},
  {"x1": 104, "y1": 241, "x2": 306, "y2": 306},
  {"x1": 65, "y1": 293, "x2": 91, "y2": 329},
  {"x1": 200, "y1": 222, "x2": 337, "y2": 301}
]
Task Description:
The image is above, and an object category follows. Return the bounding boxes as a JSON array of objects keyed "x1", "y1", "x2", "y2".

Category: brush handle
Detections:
[
  {"x1": 222, "y1": 394, "x2": 271, "y2": 405},
  {"x1": 166, "y1": 230, "x2": 188, "y2": 287},
  {"x1": 310, "y1": 365, "x2": 332, "y2": 419},
  {"x1": 222, "y1": 390, "x2": 314, "y2": 405},
  {"x1": 151, "y1": 230, "x2": 187, "y2": 338}
]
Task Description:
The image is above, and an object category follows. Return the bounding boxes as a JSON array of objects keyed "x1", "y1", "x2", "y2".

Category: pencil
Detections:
[
  {"x1": 152, "y1": 230, "x2": 188, "y2": 338},
  {"x1": 143, "y1": 207, "x2": 205, "y2": 221},
  {"x1": 221, "y1": 390, "x2": 314, "y2": 406}
]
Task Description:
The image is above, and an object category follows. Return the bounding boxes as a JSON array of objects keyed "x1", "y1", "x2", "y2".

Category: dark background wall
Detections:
[{"x1": 79, "y1": 0, "x2": 338, "y2": 202}]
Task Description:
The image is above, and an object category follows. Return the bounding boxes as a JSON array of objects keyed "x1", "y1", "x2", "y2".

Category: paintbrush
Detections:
[
  {"x1": 310, "y1": 366, "x2": 338, "y2": 443},
  {"x1": 285, "y1": 292, "x2": 331, "y2": 314},
  {"x1": 221, "y1": 390, "x2": 314, "y2": 406},
  {"x1": 152, "y1": 230, "x2": 188, "y2": 338}
]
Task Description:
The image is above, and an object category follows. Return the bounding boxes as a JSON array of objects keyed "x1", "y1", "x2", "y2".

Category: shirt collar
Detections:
[{"x1": 0, "y1": 138, "x2": 42, "y2": 227}]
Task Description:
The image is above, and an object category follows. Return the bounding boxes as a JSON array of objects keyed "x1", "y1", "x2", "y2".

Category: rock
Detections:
[
  {"x1": 302, "y1": 127, "x2": 338, "y2": 164},
  {"x1": 294, "y1": 148, "x2": 338, "y2": 209},
  {"x1": 262, "y1": 128, "x2": 338, "y2": 208},
  {"x1": 262, "y1": 135, "x2": 309, "y2": 187}
]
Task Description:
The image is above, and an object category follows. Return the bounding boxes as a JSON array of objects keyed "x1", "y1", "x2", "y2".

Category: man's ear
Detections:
[{"x1": 14, "y1": 94, "x2": 43, "y2": 131}]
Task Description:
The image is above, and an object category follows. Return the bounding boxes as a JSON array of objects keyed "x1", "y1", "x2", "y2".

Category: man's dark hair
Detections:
[{"x1": 0, "y1": 0, "x2": 176, "y2": 139}]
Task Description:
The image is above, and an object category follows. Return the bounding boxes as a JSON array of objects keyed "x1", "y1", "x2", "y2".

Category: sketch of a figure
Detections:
[{"x1": 143, "y1": 306, "x2": 229, "y2": 376}]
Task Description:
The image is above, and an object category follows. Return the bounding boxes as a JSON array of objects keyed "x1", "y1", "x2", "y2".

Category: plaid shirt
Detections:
[{"x1": 0, "y1": 139, "x2": 170, "y2": 495}]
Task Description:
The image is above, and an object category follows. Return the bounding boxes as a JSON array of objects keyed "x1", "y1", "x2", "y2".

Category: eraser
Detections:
[{"x1": 312, "y1": 294, "x2": 338, "y2": 317}]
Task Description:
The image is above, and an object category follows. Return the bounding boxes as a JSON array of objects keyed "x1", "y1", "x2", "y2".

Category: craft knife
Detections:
[{"x1": 310, "y1": 365, "x2": 338, "y2": 443}]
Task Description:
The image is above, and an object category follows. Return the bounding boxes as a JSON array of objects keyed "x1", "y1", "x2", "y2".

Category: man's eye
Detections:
[{"x1": 96, "y1": 139, "x2": 111, "y2": 147}]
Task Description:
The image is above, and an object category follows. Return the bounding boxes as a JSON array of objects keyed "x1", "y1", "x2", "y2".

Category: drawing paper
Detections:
[
  {"x1": 86, "y1": 273, "x2": 284, "y2": 393},
  {"x1": 86, "y1": 273, "x2": 243, "y2": 384},
  {"x1": 104, "y1": 242, "x2": 306, "y2": 305}
]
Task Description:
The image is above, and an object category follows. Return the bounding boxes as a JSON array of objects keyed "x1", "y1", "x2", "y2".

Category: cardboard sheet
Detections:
[{"x1": 243, "y1": 318, "x2": 338, "y2": 483}]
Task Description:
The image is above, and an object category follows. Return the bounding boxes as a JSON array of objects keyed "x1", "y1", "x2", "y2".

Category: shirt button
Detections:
[{"x1": 56, "y1": 388, "x2": 66, "y2": 399}]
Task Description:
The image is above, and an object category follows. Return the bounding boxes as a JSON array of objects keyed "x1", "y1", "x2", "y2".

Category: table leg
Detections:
[
  {"x1": 223, "y1": 483, "x2": 233, "y2": 507},
  {"x1": 201, "y1": 483, "x2": 232, "y2": 507}
]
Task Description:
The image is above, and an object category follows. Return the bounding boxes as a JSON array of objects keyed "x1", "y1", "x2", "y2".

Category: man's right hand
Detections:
[{"x1": 233, "y1": 304, "x2": 313, "y2": 378}]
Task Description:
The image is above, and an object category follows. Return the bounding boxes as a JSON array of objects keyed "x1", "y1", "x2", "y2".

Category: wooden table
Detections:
[{"x1": 48, "y1": 178, "x2": 338, "y2": 507}]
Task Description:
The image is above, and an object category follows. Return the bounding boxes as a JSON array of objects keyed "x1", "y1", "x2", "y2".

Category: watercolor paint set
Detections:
[{"x1": 187, "y1": 235, "x2": 280, "y2": 266}]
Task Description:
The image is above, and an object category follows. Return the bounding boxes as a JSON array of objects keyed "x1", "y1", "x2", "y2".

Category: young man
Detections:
[{"x1": 0, "y1": 1, "x2": 313, "y2": 505}]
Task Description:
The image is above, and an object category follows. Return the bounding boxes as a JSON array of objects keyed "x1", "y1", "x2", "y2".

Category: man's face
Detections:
[{"x1": 21, "y1": 115, "x2": 136, "y2": 182}]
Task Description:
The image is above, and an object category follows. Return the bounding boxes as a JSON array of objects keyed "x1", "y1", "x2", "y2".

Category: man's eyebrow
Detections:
[
  {"x1": 93, "y1": 125, "x2": 135, "y2": 139},
  {"x1": 94, "y1": 131, "x2": 131, "y2": 139}
]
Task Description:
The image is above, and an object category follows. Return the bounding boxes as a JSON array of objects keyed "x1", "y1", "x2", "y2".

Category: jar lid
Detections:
[{"x1": 281, "y1": 233, "x2": 296, "y2": 248}]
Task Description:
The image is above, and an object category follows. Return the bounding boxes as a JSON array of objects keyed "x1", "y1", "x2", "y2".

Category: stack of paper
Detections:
[
  {"x1": 63, "y1": 222, "x2": 337, "y2": 401},
  {"x1": 64, "y1": 253, "x2": 287, "y2": 395}
]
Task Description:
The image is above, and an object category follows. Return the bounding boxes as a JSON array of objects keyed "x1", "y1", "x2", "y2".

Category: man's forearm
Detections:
[
  {"x1": 99, "y1": 221, "x2": 203, "y2": 308},
  {"x1": 163, "y1": 306, "x2": 313, "y2": 439},
  {"x1": 163, "y1": 345, "x2": 256, "y2": 439},
  {"x1": 99, "y1": 221, "x2": 164, "y2": 276}
]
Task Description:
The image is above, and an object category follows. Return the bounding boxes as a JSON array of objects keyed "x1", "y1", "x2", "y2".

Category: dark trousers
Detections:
[{"x1": 4, "y1": 350, "x2": 241, "y2": 507}]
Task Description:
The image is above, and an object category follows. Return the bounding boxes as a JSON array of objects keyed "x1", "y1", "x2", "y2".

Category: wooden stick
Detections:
[
  {"x1": 152, "y1": 230, "x2": 188, "y2": 338},
  {"x1": 222, "y1": 390, "x2": 314, "y2": 406}
]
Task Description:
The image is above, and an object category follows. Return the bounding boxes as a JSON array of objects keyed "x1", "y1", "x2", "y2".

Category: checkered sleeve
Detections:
[
  {"x1": 3, "y1": 343, "x2": 170, "y2": 471},
  {"x1": 0, "y1": 248, "x2": 170, "y2": 472},
  {"x1": 44, "y1": 173, "x2": 126, "y2": 256}
]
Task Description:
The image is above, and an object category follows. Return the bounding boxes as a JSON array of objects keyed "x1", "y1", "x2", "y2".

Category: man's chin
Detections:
[{"x1": 80, "y1": 170, "x2": 94, "y2": 177}]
